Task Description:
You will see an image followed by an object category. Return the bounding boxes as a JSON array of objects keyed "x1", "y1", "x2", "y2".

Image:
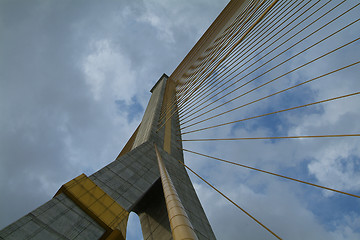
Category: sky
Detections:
[{"x1": 0, "y1": 0, "x2": 359, "y2": 240}]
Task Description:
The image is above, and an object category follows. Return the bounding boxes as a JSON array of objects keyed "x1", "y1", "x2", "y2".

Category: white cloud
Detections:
[{"x1": 82, "y1": 39, "x2": 137, "y2": 102}]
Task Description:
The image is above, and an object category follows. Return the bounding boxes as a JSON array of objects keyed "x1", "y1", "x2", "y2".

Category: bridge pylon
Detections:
[{"x1": 0, "y1": 74, "x2": 216, "y2": 240}]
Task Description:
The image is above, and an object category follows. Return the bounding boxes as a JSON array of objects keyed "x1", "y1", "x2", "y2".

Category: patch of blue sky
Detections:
[
  {"x1": 183, "y1": 62, "x2": 330, "y2": 138},
  {"x1": 249, "y1": 155, "x2": 360, "y2": 232},
  {"x1": 228, "y1": 114, "x2": 286, "y2": 137},
  {"x1": 275, "y1": 154, "x2": 360, "y2": 232},
  {"x1": 336, "y1": 154, "x2": 360, "y2": 174},
  {"x1": 126, "y1": 212, "x2": 143, "y2": 240},
  {"x1": 228, "y1": 96, "x2": 324, "y2": 139},
  {"x1": 272, "y1": 85, "x2": 318, "y2": 110},
  {"x1": 280, "y1": 157, "x2": 317, "y2": 182},
  {"x1": 306, "y1": 190, "x2": 360, "y2": 232},
  {"x1": 115, "y1": 96, "x2": 144, "y2": 123}
]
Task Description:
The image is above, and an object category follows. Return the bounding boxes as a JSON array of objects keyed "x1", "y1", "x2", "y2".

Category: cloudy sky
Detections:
[
  {"x1": 0, "y1": 0, "x2": 227, "y2": 238},
  {"x1": 1, "y1": 0, "x2": 360, "y2": 240}
]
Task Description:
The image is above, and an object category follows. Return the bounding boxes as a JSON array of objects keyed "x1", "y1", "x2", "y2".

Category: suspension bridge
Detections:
[{"x1": 1, "y1": 0, "x2": 359, "y2": 239}]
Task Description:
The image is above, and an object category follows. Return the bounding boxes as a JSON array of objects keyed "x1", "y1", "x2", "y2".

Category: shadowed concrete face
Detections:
[{"x1": 0, "y1": 74, "x2": 215, "y2": 240}]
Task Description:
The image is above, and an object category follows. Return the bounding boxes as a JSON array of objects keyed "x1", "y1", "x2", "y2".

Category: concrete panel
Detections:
[
  {"x1": 132, "y1": 75, "x2": 167, "y2": 148},
  {"x1": 0, "y1": 193, "x2": 105, "y2": 240}
]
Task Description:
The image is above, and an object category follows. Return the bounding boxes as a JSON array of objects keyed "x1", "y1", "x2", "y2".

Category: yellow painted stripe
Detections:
[{"x1": 56, "y1": 174, "x2": 129, "y2": 239}]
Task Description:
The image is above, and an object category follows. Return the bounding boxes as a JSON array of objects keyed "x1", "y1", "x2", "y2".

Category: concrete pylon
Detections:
[{"x1": 0, "y1": 74, "x2": 216, "y2": 240}]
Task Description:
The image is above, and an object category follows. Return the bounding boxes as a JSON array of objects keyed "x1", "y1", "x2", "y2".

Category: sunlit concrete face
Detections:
[{"x1": 0, "y1": 75, "x2": 215, "y2": 240}]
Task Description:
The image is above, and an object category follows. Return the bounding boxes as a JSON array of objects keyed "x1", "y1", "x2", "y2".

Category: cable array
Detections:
[{"x1": 158, "y1": 0, "x2": 360, "y2": 238}]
